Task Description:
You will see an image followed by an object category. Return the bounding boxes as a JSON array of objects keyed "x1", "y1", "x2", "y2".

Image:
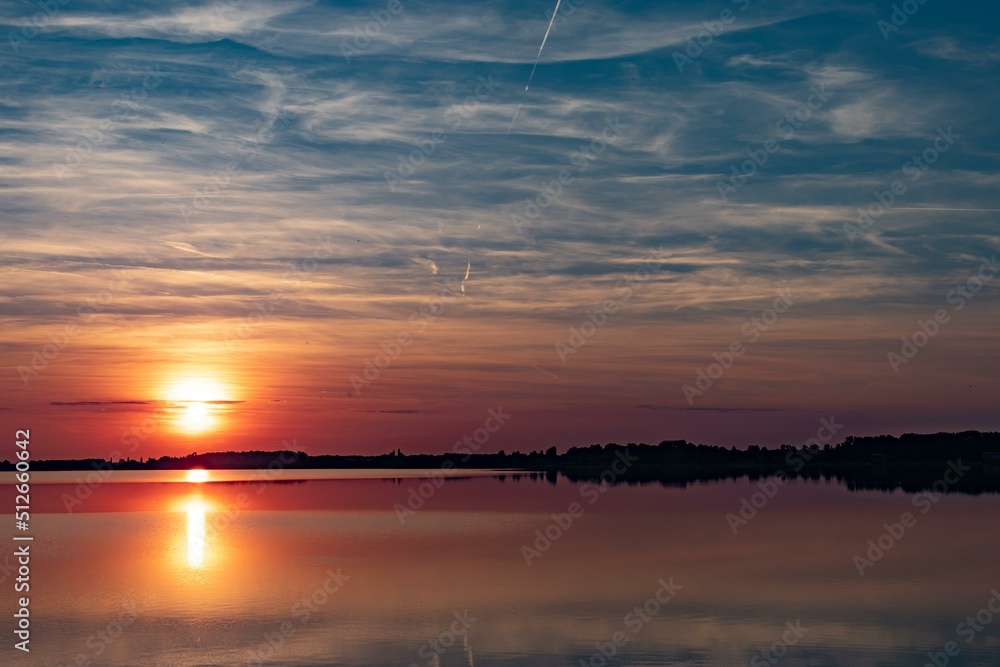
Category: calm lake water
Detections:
[{"x1": 2, "y1": 470, "x2": 999, "y2": 666}]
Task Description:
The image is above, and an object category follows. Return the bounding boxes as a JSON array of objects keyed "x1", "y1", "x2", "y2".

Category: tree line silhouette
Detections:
[{"x1": 5, "y1": 430, "x2": 999, "y2": 494}]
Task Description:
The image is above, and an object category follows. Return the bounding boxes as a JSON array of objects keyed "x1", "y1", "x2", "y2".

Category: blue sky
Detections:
[{"x1": 2, "y1": 0, "x2": 999, "y2": 456}]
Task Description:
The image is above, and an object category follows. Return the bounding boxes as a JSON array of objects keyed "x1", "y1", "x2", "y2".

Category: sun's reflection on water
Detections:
[{"x1": 186, "y1": 498, "x2": 206, "y2": 568}]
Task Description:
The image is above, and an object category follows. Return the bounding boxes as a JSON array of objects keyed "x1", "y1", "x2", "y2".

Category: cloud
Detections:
[
  {"x1": 50, "y1": 401, "x2": 150, "y2": 406},
  {"x1": 43, "y1": 2, "x2": 311, "y2": 43},
  {"x1": 2, "y1": 0, "x2": 999, "y2": 452}
]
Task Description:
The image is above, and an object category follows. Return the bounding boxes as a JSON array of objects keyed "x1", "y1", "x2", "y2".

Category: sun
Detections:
[
  {"x1": 180, "y1": 402, "x2": 213, "y2": 432},
  {"x1": 164, "y1": 376, "x2": 232, "y2": 434}
]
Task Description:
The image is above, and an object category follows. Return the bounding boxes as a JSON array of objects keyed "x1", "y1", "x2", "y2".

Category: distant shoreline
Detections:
[{"x1": 4, "y1": 430, "x2": 999, "y2": 494}]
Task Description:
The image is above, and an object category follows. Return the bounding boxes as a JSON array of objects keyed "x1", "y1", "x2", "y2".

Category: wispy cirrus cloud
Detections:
[{"x1": 1, "y1": 0, "x2": 998, "y2": 455}]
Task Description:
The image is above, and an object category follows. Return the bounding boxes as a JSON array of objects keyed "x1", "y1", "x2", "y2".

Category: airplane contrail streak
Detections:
[
  {"x1": 461, "y1": 261, "x2": 471, "y2": 295},
  {"x1": 524, "y1": 0, "x2": 563, "y2": 93},
  {"x1": 507, "y1": 0, "x2": 563, "y2": 134}
]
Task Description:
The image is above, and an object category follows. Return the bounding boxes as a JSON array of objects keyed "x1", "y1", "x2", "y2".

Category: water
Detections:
[{"x1": 2, "y1": 471, "x2": 999, "y2": 666}]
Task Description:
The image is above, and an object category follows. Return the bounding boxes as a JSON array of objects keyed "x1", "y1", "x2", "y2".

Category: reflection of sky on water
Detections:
[{"x1": 1, "y1": 474, "x2": 999, "y2": 666}]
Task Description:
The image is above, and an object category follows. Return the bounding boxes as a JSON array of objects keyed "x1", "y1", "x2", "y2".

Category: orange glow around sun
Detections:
[{"x1": 166, "y1": 377, "x2": 230, "y2": 403}]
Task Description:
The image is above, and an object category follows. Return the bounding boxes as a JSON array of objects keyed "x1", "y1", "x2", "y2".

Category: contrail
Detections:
[
  {"x1": 506, "y1": 103, "x2": 525, "y2": 134},
  {"x1": 525, "y1": 0, "x2": 563, "y2": 92},
  {"x1": 507, "y1": 0, "x2": 563, "y2": 134},
  {"x1": 460, "y1": 261, "x2": 471, "y2": 295}
]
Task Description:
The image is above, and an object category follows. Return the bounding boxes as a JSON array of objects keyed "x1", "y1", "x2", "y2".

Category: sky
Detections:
[{"x1": 1, "y1": 0, "x2": 999, "y2": 459}]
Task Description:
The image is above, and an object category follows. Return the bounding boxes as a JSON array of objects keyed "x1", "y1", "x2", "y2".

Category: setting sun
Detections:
[
  {"x1": 163, "y1": 376, "x2": 233, "y2": 434},
  {"x1": 180, "y1": 402, "x2": 214, "y2": 433}
]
